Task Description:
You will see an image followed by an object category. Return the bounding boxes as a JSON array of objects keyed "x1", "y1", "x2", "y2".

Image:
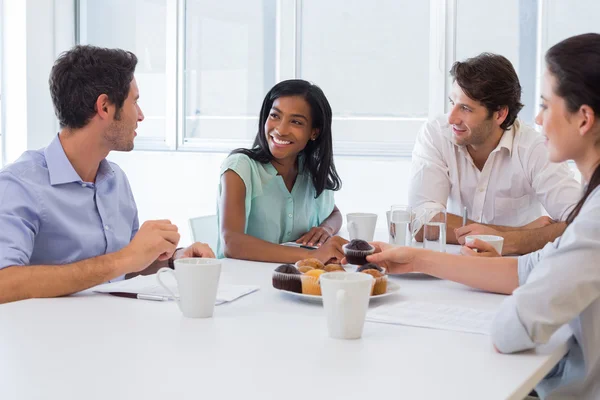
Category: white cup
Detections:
[
  {"x1": 320, "y1": 272, "x2": 373, "y2": 340},
  {"x1": 465, "y1": 234, "x2": 504, "y2": 255},
  {"x1": 346, "y1": 213, "x2": 378, "y2": 241},
  {"x1": 156, "y1": 258, "x2": 222, "y2": 318}
]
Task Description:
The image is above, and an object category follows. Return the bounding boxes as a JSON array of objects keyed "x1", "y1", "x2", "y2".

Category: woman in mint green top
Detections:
[{"x1": 217, "y1": 80, "x2": 347, "y2": 263}]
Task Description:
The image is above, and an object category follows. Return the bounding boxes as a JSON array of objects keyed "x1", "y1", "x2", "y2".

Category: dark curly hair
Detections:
[
  {"x1": 49, "y1": 45, "x2": 138, "y2": 129},
  {"x1": 450, "y1": 53, "x2": 524, "y2": 130}
]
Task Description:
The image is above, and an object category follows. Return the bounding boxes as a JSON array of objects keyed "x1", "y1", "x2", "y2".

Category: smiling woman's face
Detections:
[
  {"x1": 535, "y1": 69, "x2": 584, "y2": 163},
  {"x1": 264, "y1": 96, "x2": 317, "y2": 162}
]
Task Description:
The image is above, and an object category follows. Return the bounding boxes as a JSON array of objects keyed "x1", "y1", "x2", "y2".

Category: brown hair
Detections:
[
  {"x1": 546, "y1": 33, "x2": 600, "y2": 224},
  {"x1": 450, "y1": 53, "x2": 524, "y2": 130}
]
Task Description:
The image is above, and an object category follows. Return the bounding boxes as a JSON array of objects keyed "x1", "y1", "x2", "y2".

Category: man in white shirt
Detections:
[{"x1": 409, "y1": 53, "x2": 581, "y2": 255}]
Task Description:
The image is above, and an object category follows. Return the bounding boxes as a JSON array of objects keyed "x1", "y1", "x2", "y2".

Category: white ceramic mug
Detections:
[
  {"x1": 156, "y1": 258, "x2": 222, "y2": 318},
  {"x1": 465, "y1": 234, "x2": 504, "y2": 255},
  {"x1": 320, "y1": 272, "x2": 373, "y2": 340},
  {"x1": 346, "y1": 213, "x2": 378, "y2": 241}
]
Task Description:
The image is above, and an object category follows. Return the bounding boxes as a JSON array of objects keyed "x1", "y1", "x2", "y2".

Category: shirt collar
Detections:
[
  {"x1": 44, "y1": 134, "x2": 114, "y2": 186},
  {"x1": 264, "y1": 154, "x2": 307, "y2": 176}
]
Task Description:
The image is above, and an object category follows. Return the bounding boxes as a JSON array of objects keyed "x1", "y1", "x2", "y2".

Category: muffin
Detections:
[
  {"x1": 295, "y1": 258, "x2": 325, "y2": 270},
  {"x1": 357, "y1": 263, "x2": 388, "y2": 295},
  {"x1": 272, "y1": 264, "x2": 302, "y2": 293},
  {"x1": 301, "y1": 269, "x2": 325, "y2": 295},
  {"x1": 297, "y1": 265, "x2": 315, "y2": 273},
  {"x1": 343, "y1": 239, "x2": 375, "y2": 265},
  {"x1": 324, "y1": 264, "x2": 345, "y2": 272}
]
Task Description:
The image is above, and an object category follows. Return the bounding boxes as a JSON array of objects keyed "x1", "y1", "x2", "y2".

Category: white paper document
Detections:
[
  {"x1": 366, "y1": 301, "x2": 496, "y2": 335},
  {"x1": 92, "y1": 274, "x2": 259, "y2": 305}
]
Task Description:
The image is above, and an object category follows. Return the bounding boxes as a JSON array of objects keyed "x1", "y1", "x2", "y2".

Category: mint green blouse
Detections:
[{"x1": 216, "y1": 153, "x2": 335, "y2": 258}]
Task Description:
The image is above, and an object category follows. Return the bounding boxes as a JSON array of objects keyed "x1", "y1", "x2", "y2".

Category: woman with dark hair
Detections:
[
  {"x1": 363, "y1": 33, "x2": 600, "y2": 398},
  {"x1": 217, "y1": 79, "x2": 347, "y2": 263}
]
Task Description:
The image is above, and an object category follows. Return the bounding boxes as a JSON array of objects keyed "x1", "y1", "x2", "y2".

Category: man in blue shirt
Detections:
[{"x1": 0, "y1": 45, "x2": 214, "y2": 304}]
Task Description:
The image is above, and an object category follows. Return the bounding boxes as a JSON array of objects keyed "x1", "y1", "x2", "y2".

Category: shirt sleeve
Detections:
[
  {"x1": 524, "y1": 138, "x2": 581, "y2": 221},
  {"x1": 492, "y1": 191, "x2": 600, "y2": 353},
  {"x1": 0, "y1": 171, "x2": 42, "y2": 269},
  {"x1": 219, "y1": 153, "x2": 255, "y2": 228},
  {"x1": 408, "y1": 120, "x2": 452, "y2": 211}
]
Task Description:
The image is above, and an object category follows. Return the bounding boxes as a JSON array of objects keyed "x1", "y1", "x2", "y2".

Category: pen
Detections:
[
  {"x1": 462, "y1": 206, "x2": 468, "y2": 226},
  {"x1": 109, "y1": 292, "x2": 171, "y2": 301}
]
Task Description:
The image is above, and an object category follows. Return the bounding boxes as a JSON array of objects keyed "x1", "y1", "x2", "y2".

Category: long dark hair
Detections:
[
  {"x1": 545, "y1": 33, "x2": 600, "y2": 224},
  {"x1": 231, "y1": 79, "x2": 341, "y2": 197}
]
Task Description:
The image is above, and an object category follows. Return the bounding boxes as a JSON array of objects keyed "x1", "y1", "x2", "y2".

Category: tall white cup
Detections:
[
  {"x1": 156, "y1": 258, "x2": 222, "y2": 318},
  {"x1": 346, "y1": 213, "x2": 378, "y2": 241},
  {"x1": 320, "y1": 272, "x2": 373, "y2": 340}
]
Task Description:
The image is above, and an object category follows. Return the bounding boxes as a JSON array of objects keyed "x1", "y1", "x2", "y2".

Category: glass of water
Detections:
[
  {"x1": 388, "y1": 204, "x2": 413, "y2": 246},
  {"x1": 422, "y1": 205, "x2": 447, "y2": 252}
]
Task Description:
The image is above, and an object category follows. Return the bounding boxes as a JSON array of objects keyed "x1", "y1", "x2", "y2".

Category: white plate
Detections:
[{"x1": 278, "y1": 281, "x2": 401, "y2": 303}]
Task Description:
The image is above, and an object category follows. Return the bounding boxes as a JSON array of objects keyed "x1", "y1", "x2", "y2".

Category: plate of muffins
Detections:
[{"x1": 272, "y1": 253, "x2": 400, "y2": 302}]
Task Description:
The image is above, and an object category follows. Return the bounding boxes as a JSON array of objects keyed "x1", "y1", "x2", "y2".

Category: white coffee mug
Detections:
[
  {"x1": 346, "y1": 213, "x2": 378, "y2": 241},
  {"x1": 465, "y1": 234, "x2": 504, "y2": 255},
  {"x1": 156, "y1": 258, "x2": 222, "y2": 318},
  {"x1": 320, "y1": 272, "x2": 373, "y2": 340}
]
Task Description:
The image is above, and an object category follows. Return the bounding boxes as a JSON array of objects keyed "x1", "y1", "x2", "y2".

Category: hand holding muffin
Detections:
[{"x1": 364, "y1": 241, "x2": 417, "y2": 274}]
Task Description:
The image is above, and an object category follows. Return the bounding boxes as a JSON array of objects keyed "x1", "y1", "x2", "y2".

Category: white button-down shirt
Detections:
[{"x1": 408, "y1": 115, "x2": 581, "y2": 226}]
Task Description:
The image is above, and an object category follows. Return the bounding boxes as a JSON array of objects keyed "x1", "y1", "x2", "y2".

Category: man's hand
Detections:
[
  {"x1": 522, "y1": 216, "x2": 555, "y2": 230},
  {"x1": 296, "y1": 226, "x2": 333, "y2": 247},
  {"x1": 174, "y1": 242, "x2": 216, "y2": 260},
  {"x1": 121, "y1": 220, "x2": 180, "y2": 273},
  {"x1": 460, "y1": 238, "x2": 501, "y2": 257},
  {"x1": 312, "y1": 236, "x2": 348, "y2": 263},
  {"x1": 454, "y1": 223, "x2": 501, "y2": 245}
]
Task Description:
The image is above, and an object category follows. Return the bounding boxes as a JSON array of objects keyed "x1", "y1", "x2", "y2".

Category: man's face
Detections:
[
  {"x1": 104, "y1": 78, "x2": 144, "y2": 152},
  {"x1": 447, "y1": 81, "x2": 496, "y2": 147}
]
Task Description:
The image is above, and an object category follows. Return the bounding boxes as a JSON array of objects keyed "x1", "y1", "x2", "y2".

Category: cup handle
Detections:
[
  {"x1": 347, "y1": 221, "x2": 355, "y2": 236},
  {"x1": 156, "y1": 267, "x2": 179, "y2": 303}
]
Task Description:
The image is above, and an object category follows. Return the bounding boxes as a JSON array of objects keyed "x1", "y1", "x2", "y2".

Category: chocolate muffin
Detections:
[
  {"x1": 343, "y1": 239, "x2": 375, "y2": 265},
  {"x1": 272, "y1": 264, "x2": 302, "y2": 293}
]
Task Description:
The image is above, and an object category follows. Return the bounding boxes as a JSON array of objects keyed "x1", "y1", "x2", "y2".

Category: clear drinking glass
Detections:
[
  {"x1": 388, "y1": 204, "x2": 413, "y2": 246},
  {"x1": 421, "y1": 205, "x2": 447, "y2": 252}
]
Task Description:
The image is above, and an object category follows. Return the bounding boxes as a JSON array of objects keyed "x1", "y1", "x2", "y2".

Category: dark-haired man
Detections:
[
  {"x1": 409, "y1": 53, "x2": 580, "y2": 255},
  {"x1": 0, "y1": 45, "x2": 214, "y2": 304}
]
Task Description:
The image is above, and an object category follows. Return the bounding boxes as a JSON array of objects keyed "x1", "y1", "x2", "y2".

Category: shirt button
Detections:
[
  {"x1": 104, "y1": 225, "x2": 110, "y2": 231},
  {"x1": 478, "y1": 188, "x2": 485, "y2": 192},
  {"x1": 287, "y1": 232, "x2": 291, "y2": 235},
  {"x1": 288, "y1": 213, "x2": 293, "y2": 218},
  {"x1": 81, "y1": 183, "x2": 87, "y2": 188}
]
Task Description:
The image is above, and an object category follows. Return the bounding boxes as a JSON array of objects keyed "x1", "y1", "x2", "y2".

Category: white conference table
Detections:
[{"x1": 0, "y1": 245, "x2": 571, "y2": 400}]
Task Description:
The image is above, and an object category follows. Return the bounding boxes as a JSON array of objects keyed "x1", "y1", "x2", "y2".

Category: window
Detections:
[
  {"x1": 78, "y1": 0, "x2": 177, "y2": 150},
  {"x1": 77, "y1": 0, "x2": 600, "y2": 156}
]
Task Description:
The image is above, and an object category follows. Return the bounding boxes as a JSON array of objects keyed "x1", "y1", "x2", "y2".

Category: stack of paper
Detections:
[
  {"x1": 367, "y1": 301, "x2": 496, "y2": 335},
  {"x1": 92, "y1": 274, "x2": 259, "y2": 305}
]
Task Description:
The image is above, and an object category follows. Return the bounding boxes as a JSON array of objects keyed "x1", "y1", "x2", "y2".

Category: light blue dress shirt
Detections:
[
  {"x1": 0, "y1": 134, "x2": 139, "y2": 282},
  {"x1": 216, "y1": 153, "x2": 335, "y2": 258},
  {"x1": 492, "y1": 186, "x2": 600, "y2": 399}
]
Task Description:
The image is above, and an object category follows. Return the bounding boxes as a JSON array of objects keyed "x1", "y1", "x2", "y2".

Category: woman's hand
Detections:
[
  {"x1": 296, "y1": 226, "x2": 334, "y2": 247},
  {"x1": 312, "y1": 236, "x2": 348, "y2": 263},
  {"x1": 460, "y1": 238, "x2": 501, "y2": 257}
]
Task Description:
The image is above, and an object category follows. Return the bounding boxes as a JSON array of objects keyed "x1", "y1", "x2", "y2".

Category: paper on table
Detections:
[
  {"x1": 92, "y1": 274, "x2": 259, "y2": 305},
  {"x1": 366, "y1": 301, "x2": 495, "y2": 335}
]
